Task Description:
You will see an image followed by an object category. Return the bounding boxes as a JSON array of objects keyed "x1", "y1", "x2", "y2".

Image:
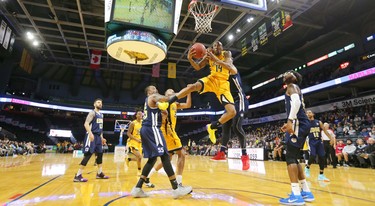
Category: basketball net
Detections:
[
  {"x1": 120, "y1": 124, "x2": 126, "y2": 134},
  {"x1": 189, "y1": 0, "x2": 218, "y2": 33}
]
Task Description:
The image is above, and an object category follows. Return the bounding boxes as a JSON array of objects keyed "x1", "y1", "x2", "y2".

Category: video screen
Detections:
[{"x1": 112, "y1": 0, "x2": 174, "y2": 32}]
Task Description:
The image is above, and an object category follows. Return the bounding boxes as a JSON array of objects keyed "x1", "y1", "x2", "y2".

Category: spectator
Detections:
[
  {"x1": 342, "y1": 139, "x2": 356, "y2": 167},
  {"x1": 354, "y1": 139, "x2": 368, "y2": 168},
  {"x1": 335, "y1": 139, "x2": 346, "y2": 166},
  {"x1": 357, "y1": 138, "x2": 375, "y2": 169},
  {"x1": 369, "y1": 126, "x2": 375, "y2": 138},
  {"x1": 348, "y1": 126, "x2": 356, "y2": 136},
  {"x1": 273, "y1": 142, "x2": 283, "y2": 161},
  {"x1": 354, "y1": 115, "x2": 362, "y2": 127}
]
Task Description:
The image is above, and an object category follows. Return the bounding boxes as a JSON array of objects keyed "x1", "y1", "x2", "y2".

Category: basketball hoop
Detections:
[{"x1": 189, "y1": 0, "x2": 218, "y2": 33}]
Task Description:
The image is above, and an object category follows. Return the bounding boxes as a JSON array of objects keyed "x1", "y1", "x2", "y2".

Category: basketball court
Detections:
[{"x1": 1, "y1": 154, "x2": 375, "y2": 206}]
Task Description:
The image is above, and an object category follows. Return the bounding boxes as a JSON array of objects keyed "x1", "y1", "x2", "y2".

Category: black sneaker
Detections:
[
  {"x1": 74, "y1": 174, "x2": 88, "y2": 182},
  {"x1": 96, "y1": 172, "x2": 109, "y2": 179}
]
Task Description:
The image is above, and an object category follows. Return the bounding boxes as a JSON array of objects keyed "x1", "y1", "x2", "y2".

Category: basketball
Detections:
[{"x1": 190, "y1": 43, "x2": 207, "y2": 59}]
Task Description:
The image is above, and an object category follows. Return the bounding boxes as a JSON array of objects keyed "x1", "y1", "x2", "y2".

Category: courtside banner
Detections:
[{"x1": 228, "y1": 148, "x2": 264, "y2": 160}]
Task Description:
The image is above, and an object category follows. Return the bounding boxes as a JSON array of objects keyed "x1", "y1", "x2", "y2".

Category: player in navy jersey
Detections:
[
  {"x1": 130, "y1": 85, "x2": 192, "y2": 199},
  {"x1": 305, "y1": 110, "x2": 333, "y2": 181},
  {"x1": 279, "y1": 71, "x2": 314, "y2": 205},
  {"x1": 73, "y1": 98, "x2": 109, "y2": 182},
  {"x1": 211, "y1": 72, "x2": 250, "y2": 170}
]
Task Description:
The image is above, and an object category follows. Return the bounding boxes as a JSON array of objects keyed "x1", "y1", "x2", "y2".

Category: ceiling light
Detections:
[
  {"x1": 236, "y1": 28, "x2": 241, "y2": 33},
  {"x1": 26, "y1": 32, "x2": 34, "y2": 40},
  {"x1": 32, "y1": 40, "x2": 39, "y2": 46},
  {"x1": 247, "y1": 17, "x2": 254, "y2": 22},
  {"x1": 228, "y1": 34, "x2": 234, "y2": 40}
]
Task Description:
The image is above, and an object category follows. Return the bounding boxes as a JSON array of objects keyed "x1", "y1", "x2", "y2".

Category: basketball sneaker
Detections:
[
  {"x1": 301, "y1": 191, "x2": 315, "y2": 202},
  {"x1": 279, "y1": 193, "x2": 305, "y2": 205},
  {"x1": 96, "y1": 172, "x2": 109, "y2": 179},
  {"x1": 145, "y1": 178, "x2": 155, "y2": 188},
  {"x1": 211, "y1": 151, "x2": 226, "y2": 161},
  {"x1": 131, "y1": 187, "x2": 149, "y2": 198},
  {"x1": 318, "y1": 174, "x2": 330, "y2": 182},
  {"x1": 304, "y1": 167, "x2": 310, "y2": 178},
  {"x1": 73, "y1": 174, "x2": 88, "y2": 182},
  {"x1": 206, "y1": 124, "x2": 217, "y2": 144},
  {"x1": 172, "y1": 185, "x2": 193, "y2": 199},
  {"x1": 241, "y1": 155, "x2": 250, "y2": 170}
]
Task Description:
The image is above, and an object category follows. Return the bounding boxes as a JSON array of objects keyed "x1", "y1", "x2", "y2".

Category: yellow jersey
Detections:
[
  {"x1": 131, "y1": 119, "x2": 142, "y2": 141},
  {"x1": 209, "y1": 51, "x2": 231, "y2": 80}
]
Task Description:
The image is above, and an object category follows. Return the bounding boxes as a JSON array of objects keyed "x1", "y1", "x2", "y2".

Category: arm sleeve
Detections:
[{"x1": 288, "y1": 93, "x2": 301, "y2": 120}]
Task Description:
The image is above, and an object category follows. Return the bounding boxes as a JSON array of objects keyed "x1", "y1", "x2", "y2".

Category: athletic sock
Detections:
[
  {"x1": 176, "y1": 175, "x2": 182, "y2": 184},
  {"x1": 210, "y1": 121, "x2": 222, "y2": 129},
  {"x1": 300, "y1": 179, "x2": 310, "y2": 192},
  {"x1": 98, "y1": 167, "x2": 102, "y2": 174},
  {"x1": 319, "y1": 171, "x2": 323, "y2": 175},
  {"x1": 145, "y1": 178, "x2": 151, "y2": 183},
  {"x1": 77, "y1": 169, "x2": 83, "y2": 176},
  {"x1": 291, "y1": 183, "x2": 301, "y2": 195},
  {"x1": 170, "y1": 179, "x2": 178, "y2": 189},
  {"x1": 147, "y1": 168, "x2": 156, "y2": 178},
  {"x1": 306, "y1": 165, "x2": 310, "y2": 169}
]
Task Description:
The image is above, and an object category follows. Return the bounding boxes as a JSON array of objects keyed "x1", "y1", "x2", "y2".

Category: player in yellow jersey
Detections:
[
  {"x1": 126, "y1": 110, "x2": 143, "y2": 176},
  {"x1": 147, "y1": 90, "x2": 191, "y2": 186},
  {"x1": 169, "y1": 41, "x2": 237, "y2": 144}
]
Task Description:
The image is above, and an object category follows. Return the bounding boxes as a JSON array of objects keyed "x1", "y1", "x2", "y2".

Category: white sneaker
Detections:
[
  {"x1": 172, "y1": 185, "x2": 193, "y2": 199},
  {"x1": 131, "y1": 187, "x2": 149, "y2": 198}
]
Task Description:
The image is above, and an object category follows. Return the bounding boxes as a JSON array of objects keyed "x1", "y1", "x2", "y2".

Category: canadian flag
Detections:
[{"x1": 90, "y1": 50, "x2": 102, "y2": 69}]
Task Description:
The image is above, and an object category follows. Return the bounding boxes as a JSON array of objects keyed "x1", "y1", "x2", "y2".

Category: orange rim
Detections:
[{"x1": 188, "y1": 0, "x2": 218, "y2": 17}]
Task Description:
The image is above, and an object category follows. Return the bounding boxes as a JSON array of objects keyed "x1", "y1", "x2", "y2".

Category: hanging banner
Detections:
[
  {"x1": 2, "y1": 27, "x2": 12, "y2": 49},
  {"x1": 258, "y1": 22, "x2": 268, "y2": 46},
  {"x1": 281, "y1": 10, "x2": 293, "y2": 31},
  {"x1": 271, "y1": 11, "x2": 282, "y2": 37},
  {"x1": 168, "y1": 62, "x2": 176, "y2": 79},
  {"x1": 152, "y1": 63, "x2": 160, "y2": 77},
  {"x1": 241, "y1": 38, "x2": 247, "y2": 56},
  {"x1": 251, "y1": 31, "x2": 259, "y2": 52},
  {"x1": 0, "y1": 20, "x2": 7, "y2": 44}
]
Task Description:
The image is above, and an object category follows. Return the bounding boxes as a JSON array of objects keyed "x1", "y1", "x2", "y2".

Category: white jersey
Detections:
[{"x1": 321, "y1": 129, "x2": 335, "y2": 141}]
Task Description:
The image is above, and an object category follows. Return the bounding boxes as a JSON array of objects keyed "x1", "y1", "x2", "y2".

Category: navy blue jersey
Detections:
[
  {"x1": 142, "y1": 97, "x2": 162, "y2": 127},
  {"x1": 229, "y1": 73, "x2": 248, "y2": 113},
  {"x1": 285, "y1": 92, "x2": 308, "y2": 122},
  {"x1": 308, "y1": 119, "x2": 322, "y2": 140},
  {"x1": 90, "y1": 110, "x2": 103, "y2": 134}
]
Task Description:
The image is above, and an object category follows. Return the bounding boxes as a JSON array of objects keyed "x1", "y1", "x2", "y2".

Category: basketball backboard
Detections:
[
  {"x1": 207, "y1": 0, "x2": 268, "y2": 12},
  {"x1": 114, "y1": 119, "x2": 130, "y2": 132}
]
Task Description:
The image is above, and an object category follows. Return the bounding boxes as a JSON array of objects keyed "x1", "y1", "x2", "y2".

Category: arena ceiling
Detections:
[{"x1": 2, "y1": 0, "x2": 375, "y2": 94}]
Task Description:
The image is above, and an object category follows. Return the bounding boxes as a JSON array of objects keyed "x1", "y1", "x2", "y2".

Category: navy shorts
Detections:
[
  {"x1": 235, "y1": 99, "x2": 249, "y2": 115},
  {"x1": 83, "y1": 133, "x2": 103, "y2": 154},
  {"x1": 309, "y1": 138, "x2": 325, "y2": 157},
  {"x1": 285, "y1": 119, "x2": 310, "y2": 149},
  {"x1": 140, "y1": 126, "x2": 168, "y2": 158}
]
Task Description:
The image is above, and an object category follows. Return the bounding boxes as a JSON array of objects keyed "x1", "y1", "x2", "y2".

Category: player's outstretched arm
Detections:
[{"x1": 177, "y1": 93, "x2": 192, "y2": 109}]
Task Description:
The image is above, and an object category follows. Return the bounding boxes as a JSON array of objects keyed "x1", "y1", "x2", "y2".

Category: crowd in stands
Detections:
[
  {"x1": 0, "y1": 138, "x2": 46, "y2": 157},
  {"x1": 55, "y1": 141, "x2": 83, "y2": 153},
  {"x1": 249, "y1": 56, "x2": 375, "y2": 105}
]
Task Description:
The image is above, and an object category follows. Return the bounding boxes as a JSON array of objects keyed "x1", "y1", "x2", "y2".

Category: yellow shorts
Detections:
[
  {"x1": 302, "y1": 138, "x2": 309, "y2": 151},
  {"x1": 198, "y1": 75, "x2": 234, "y2": 105},
  {"x1": 127, "y1": 140, "x2": 142, "y2": 154},
  {"x1": 161, "y1": 127, "x2": 182, "y2": 152}
]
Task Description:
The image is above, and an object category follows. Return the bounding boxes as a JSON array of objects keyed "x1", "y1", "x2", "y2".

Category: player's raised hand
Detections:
[
  {"x1": 187, "y1": 48, "x2": 196, "y2": 60},
  {"x1": 102, "y1": 137, "x2": 107, "y2": 144}
]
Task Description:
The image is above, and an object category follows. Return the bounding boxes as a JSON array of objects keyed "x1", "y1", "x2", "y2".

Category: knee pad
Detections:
[
  {"x1": 96, "y1": 153, "x2": 103, "y2": 164},
  {"x1": 80, "y1": 153, "x2": 93, "y2": 166}
]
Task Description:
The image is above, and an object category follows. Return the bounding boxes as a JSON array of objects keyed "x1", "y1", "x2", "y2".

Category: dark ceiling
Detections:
[{"x1": 2, "y1": 0, "x2": 375, "y2": 94}]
